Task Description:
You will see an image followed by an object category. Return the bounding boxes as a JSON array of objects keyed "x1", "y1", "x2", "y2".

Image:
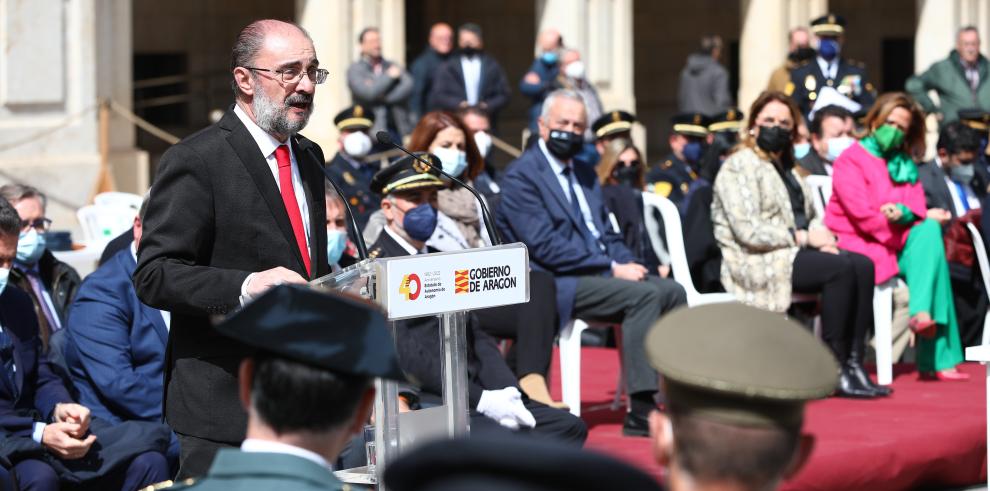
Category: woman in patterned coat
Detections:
[{"x1": 712, "y1": 91, "x2": 884, "y2": 398}]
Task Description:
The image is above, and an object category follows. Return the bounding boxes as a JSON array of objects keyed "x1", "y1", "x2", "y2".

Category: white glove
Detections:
[{"x1": 476, "y1": 387, "x2": 536, "y2": 430}]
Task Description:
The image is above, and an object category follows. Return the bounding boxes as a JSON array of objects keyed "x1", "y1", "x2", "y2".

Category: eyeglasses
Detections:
[
  {"x1": 243, "y1": 66, "x2": 329, "y2": 85},
  {"x1": 20, "y1": 218, "x2": 51, "y2": 233}
]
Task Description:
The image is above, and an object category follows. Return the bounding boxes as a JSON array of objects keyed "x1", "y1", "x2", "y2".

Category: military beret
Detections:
[
  {"x1": 958, "y1": 109, "x2": 990, "y2": 131},
  {"x1": 646, "y1": 303, "x2": 838, "y2": 429},
  {"x1": 370, "y1": 153, "x2": 448, "y2": 195},
  {"x1": 811, "y1": 13, "x2": 845, "y2": 36},
  {"x1": 334, "y1": 105, "x2": 375, "y2": 132},
  {"x1": 384, "y1": 434, "x2": 663, "y2": 491},
  {"x1": 591, "y1": 110, "x2": 637, "y2": 140},
  {"x1": 214, "y1": 284, "x2": 407, "y2": 381},
  {"x1": 672, "y1": 113, "x2": 712, "y2": 137},
  {"x1": 708, "y1": 108, "x2": 744, "y2": 133}
]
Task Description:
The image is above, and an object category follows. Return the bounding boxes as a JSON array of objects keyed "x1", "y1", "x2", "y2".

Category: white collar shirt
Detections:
[
  {"x1": 460, "y1": 56, "x2": 482, "y2": 106},
  {"x1": 817, "y1": 56, "x2": 838, "y2": 80},
  {"x1": 538, "y1": 139, "x2": 602, "y2": 241},
  {"x1": 385, "y1": 224, "x2": 428, "y2": 255},
  {"x1": 240, "y1": 439, "x2": 331, "y2": 470}
]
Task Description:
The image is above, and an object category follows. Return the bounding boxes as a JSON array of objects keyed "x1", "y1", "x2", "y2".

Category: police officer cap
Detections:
[
  {"x1": 334, "y1": 105, "x2": 375, "y2": 132},
  {"x1": 958, "y1": 109, "x2": 990, "y2": 131},
  {"x1": 646, "y1": 303, "x2": 838, "y2": 429},
  {"x1": 214, "y1": 284, "x2": 408, "y2": 381},
  {"x1": 708, "y1": 108, "x2": 745, "y2": 133},
  {"x1": 384, "y1": 434, "x2": 663, "y2": 491},
  {"x1": 370, "y1": 153, "x2": 447, "y2": 195},
  {"x1": 810, "y1": 14, "x2": 845, "y2": 36},
  {"x1": 591, "y1": 110, "x2": 637, "y2": 140},
  {"x1": 672, "y1": 113, "x2": 712, "y2": 138}
]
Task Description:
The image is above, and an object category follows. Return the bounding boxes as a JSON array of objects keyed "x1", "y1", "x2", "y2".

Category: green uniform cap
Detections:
[{"x1": 646, "y1": 303, "x2": 839, "y2": 429}]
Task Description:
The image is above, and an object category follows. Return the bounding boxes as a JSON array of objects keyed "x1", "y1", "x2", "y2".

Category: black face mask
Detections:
[
  {"x1": 546, "y1": 130, "x2": 584, "y2": 160},
  {"x1": 756, "y1": 125, "x2": 792, "y2": 154},
  {"x1": 788, "y1": 46, "x2": 816, "y2": 64},
  {"x1": 461, "y1": 47, "x2": 480, "y2": 58},
  {"x1": 613, "y1": 166, "x2": 639, "y2": 188}
]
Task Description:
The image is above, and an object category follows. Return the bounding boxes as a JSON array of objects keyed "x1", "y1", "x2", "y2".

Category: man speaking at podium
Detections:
[
  {"x1": 133, "y1": 20, "x2": 331, "y2": 478},
  {"x1": 366, "y1": 155, "x2": 587, "y2": 445}
]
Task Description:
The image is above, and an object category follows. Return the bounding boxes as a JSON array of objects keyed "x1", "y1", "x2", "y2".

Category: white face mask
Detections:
[
  {"x1": 432, "y1": 146, "x2": 468, "y2": 177},
  {"x1": 473, "y1": 131, "x2": 492, "y2": 158},
  {"x1": 564, "y1": 60, "x2": 586, "y2": 80},
  {"x1": 343, "y1": 131, "x2": 373, "y2": 158}
]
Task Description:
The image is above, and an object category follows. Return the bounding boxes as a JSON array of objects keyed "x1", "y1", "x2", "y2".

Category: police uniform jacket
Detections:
[
  {"x1": 788, "y1": 57, "x2": 876, "y2": 118},
  {"x1": 326, "y1": 153, "x2": 379, "y2": 230},
  {"x1": 646, "y1": 154, "x2": 695, "y2": 206}
]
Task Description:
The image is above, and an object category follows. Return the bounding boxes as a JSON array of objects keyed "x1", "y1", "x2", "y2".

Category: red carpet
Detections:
[{"x1": 548, "y1": 347, "x2": 988, "y2": 490}]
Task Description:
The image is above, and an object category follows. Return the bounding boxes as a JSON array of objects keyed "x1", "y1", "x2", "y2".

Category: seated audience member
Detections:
[
  {"x1": 919, "y1": 121, "x2": 989, "y2": 347},
  {"x1": 63, "y1": 195, "x2": 179, "y2": 467},
  {"x1": 591, "y1": 110, "x2": 637, "y2": 156},
  {"x1": 368, "y1": 156, "x2": 586, "y2": 444},
  {"x1": 645, "y1": 303, "x2": 838, "y2": 491},
  {"x1": 595, "y1": 137, "x2": 659, "y2": 271},
  {"x1": 712, "y1": 91, "x2": 883, "y2": 398},
  {"x1": 520, "y1": 28, "x2": 564, "y2": 134},
  {"x1": 324, "y1": 186, "x2": 358, "y2": 271},
  {"x1": 497, "y1": 90, "x2": 687, "y2": 436},
  {"x1": 646, "y1": 113, "x2": 712, "y2": 206},
  {"x1": 158, "y1": 285, "x2": 405, "y2": 490},
  {"x1": 798, "y1": 105, "x2": 855, "y2": 176},
  {"x1": 0, "y1": 198, "x2": 170, "y2": 491},
  {"x1": 385, "y1": 434, "x2": 663, "y2": 491},
  {"x1": 98, "y1": 228, "x2": 134, "y2": 267},
  {"x1": 406, "y1": 112, "x2": 565, "y2": 407},
  {"x1": 825, "y1": 92, "x2": 967, "y2": 381},
  {"x1": 325, "y1": 105, "x2": 381, "y2": 230},
  {"x1": 457, "y1": 105, "x2": 501, "y2": 206},
  {"x1": 0, "y1": 185, "x2": 81, "y2": 351},
  {"x1": 679, "y1": 110, "x2": 744, "y2": 294}
]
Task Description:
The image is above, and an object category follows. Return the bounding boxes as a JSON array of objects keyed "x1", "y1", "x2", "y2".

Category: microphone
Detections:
[
  {"x1": 376, "y1": 131, "x2": 502, "y2": 245},
  {"x1": 304, "y1": 146, "x2": 369, "y2": 260}
]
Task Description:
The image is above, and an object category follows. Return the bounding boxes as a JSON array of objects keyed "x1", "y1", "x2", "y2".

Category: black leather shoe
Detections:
[
  {"x1": 622, "y1": 412, "x2": 650, "y2": 437},
  {"x1": 847, "y1": 360, "x2": 893, "y2": 396},
  {"x1": 834, "y1": 369, "x2": 877, "y2": 399}
]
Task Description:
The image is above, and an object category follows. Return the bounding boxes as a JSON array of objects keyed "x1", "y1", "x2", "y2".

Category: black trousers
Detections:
[
  {"x1": 475, "y1": 270, "x2": 557, "y2": 378},
  {"x1": 792, "y1": 249, "x2": 875, "y2": 363},
  {"x1": 175, "y1": 433, "x2": 237, "y2": 480}
]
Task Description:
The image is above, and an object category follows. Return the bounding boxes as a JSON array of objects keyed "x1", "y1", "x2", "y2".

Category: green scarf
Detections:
[{"x1": 860, "y1": 125, "x2": 917, "y2": 184}]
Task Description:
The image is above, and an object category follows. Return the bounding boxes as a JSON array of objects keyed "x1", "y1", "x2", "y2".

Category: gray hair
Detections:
[
  {"x1": 540, "y1": 89, "x2": 586, "y2": 121},
  {"x1": 0, "y1": 184, "x2": 46, "y2": 210},
  {"x1": 229, "y1": 20, "x2": 313, "y2": 100},
  {"x1": 959, "y1": 25, "x2": 980, "y2": 38}
]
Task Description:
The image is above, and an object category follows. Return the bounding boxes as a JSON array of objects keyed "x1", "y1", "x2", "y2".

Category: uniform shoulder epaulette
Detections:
[{"x1": 661, "y1": 160, "x2": 673, "y2": 169}]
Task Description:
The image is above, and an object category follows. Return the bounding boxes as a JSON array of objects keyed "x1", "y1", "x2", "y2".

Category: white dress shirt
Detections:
[
  {"x1": 461, "y1": 55, "x2": 482, "y2": 105},
  {"x1": 538, "y1": 139, "x2": 602, "y2": 241},
  {"x1": 385, "y1": 225, "x2": 428, "y2": 255},
  {"x1": 241, "y1": 438, "x2": 331, "y2": 470},
  {"x1": 817, "y1": 56, "x2": 838, "y2": 80}
]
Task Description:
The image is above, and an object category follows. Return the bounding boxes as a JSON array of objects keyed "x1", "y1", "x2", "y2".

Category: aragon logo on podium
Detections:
[
  {"x1": 454, "y1": 270, "x2": 469, "y2": 294},
  {"x1": 399, "y1": 273, "x2": 421, "y2": 301}
]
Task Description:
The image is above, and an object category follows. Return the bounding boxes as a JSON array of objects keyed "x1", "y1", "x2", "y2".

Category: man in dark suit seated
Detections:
[
  {"x1": 63, "y1": 195, "x2": 178, "y2": 467},
  {"x1": 496, "y1": 90, "x2": 687, "y2": 437},
  {"x1": 797, "y1": 104, "x2": 854, "y2": 176},
  {"x1": 0, "y1": 199, "x2": 170, "y2": 491},
  {"x1": 365, "y1": 156, "x2": 586, "y2": 446},
  {"x1": 919, "y1": 121, "x2": 990, "y2": 347}
]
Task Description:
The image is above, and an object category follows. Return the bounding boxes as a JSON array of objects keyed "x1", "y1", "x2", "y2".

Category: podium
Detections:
[{"x1": 312, "y1": 243, "x2": 530, "y2": 488}]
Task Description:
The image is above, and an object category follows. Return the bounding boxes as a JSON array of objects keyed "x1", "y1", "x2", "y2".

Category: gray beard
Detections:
[{"x1": 252, "y1": 87, "x2": 312, "y2": 137}]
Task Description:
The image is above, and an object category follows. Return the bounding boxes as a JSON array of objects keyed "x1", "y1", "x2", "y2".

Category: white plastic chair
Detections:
[
  {"x1": 804, "y1": 174, "x2": 898, "y2": 384},
  {"x1": 93, "y1": 192, "x2": 143, "y2": 211},
  {"x1": 641, "y1": 191, "x2": 736, "y2": 306},
  {"x1": 965, "y1": 222, "x2": 990, "y2": 347},
  {"x1": 558, "y1": 319, "x2": 622, "y2": 416},
  {"x1": 76, "y1": 204, "x2": 137, "y2": 244}
]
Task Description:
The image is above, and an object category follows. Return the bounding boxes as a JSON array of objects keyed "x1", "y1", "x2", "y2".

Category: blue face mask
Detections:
[
  {"x1": 826, "y1": 136, "x2": 854, "y2": 162},
  {"x1": 793, "y1": 142, "x2": 811, "y2": 159},
  {"x1": 819, "y1": 38, "x2": 840, "y2": 61},
  {"x1": 326, "y1": 230, "x2": 347, "y2": 265},
  {"x1": 16, "y1": 228, "x2": 46, "y2": 266},
  {"x1": 0, "y1": 268, "x2": 9, "y2": 297},
  {"x1": 402, "y1": 203, "x2": 438, "y2": 242},
  {"x1": 541, "y1": 51, "x2": 559, "y2": 65},
  {"x1": 682, "y1": 141, "x2": 704, "y2": 164},
  {"x1": 433, "y1": 147, "x2": 468, "y2": 178}
]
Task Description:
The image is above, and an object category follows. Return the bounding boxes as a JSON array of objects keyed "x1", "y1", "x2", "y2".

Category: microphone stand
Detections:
[{"x1": 305, "y1": 147, "x2": 369, "y2": 260}]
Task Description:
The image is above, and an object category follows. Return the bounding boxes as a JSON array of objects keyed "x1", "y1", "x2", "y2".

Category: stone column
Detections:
[
  {"x1": 738, "y1": 0, "x2": 827, "y2": 112},
  {"x1": 0, "y1": 0, "x2": 101, "y2": 231},
  {"x1": 297, "y1": 0, "x2": 406, "y2": 155}
]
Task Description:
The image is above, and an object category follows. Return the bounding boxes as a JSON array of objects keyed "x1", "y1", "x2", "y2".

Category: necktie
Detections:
[
  {"x1": 275, "y1": 145, "x2": 311, "y2": 277},
  {"x1": 25, "y1": 270, "x2": 59, "y2": 331},
  {"x1": 954, "y1": 181, "x2": 971, "y2": 213},
  {"x1": 561, "y1": 167, "x2": 585, "y2": 221}
]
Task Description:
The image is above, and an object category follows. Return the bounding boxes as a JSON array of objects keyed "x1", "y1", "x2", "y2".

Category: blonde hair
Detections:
[{"x1": 596, "y1": 138, "x2": 644, "y2": 188}]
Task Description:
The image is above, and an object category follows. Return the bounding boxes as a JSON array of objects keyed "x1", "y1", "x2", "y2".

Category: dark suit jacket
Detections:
[
  {"x1": 428, "y1": 53, "x2": 511, "y2": 122},
  {"x1": 65, "y1": 247, "x2": 168, "y2": 424},
  {"x1": 798, "y1": 150, "x2": 830, "y2": 176},
  {"x1": 919, "y1": 159, "x2": 990, "y2": 218},
  {"x1": 98, "y1": 229, "x2": 134, "y2": 267},
  {"x1": 367, "y1": 232, "x2": 518, "y2": 408},
  {"x1": 789, "y1": 57, "x2": 876, "y2": 117},
  {"x1": 133, "y1": 108, "x2": 330, "y2": 443},
  {"x1": 496, "y1": 145, "x2": 636, "y2": 328},
  {"x1": 326, "y1": 153, "x2": 379, "y2": 230}
]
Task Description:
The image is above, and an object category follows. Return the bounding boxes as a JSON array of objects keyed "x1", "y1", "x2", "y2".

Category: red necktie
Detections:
[{"x1": 274, "y1": 145, "x2": 311, "y2": 277}]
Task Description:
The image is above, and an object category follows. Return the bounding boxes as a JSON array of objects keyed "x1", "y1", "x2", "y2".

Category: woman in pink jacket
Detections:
[{"x1": 825, "y1": 92, "x2": 966, "y2": 381}]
